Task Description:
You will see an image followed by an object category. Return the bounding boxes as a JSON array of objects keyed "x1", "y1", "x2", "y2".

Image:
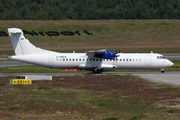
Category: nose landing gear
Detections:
[{"x1": 161, "y1": 69, "x2": 165, "y2": 73}]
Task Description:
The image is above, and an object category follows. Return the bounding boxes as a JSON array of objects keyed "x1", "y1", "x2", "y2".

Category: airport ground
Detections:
[
  {"x1": 0, "y1": 74, "x2": 180, "y2": 120},
  {"x1": 0, "y1": 61, "x2": 180, "y2": 119},
  {"x1": 0, "y1": 20, "x2": 180, "y2": 119}
]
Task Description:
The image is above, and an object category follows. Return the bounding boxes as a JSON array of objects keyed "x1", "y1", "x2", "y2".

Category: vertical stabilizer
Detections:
[{"x1": 8, "y1": 28, "x2": 52, "y2": 55}]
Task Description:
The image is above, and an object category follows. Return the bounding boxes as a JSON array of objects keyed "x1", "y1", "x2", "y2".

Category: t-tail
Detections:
[{"x1": 8, "y1": 28, "x2": 54, "y2": 56}]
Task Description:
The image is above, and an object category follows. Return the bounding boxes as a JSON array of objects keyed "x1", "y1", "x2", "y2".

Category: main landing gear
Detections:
[{"x1": 93, "y1": 68, "x2": 103, "y2": 74}]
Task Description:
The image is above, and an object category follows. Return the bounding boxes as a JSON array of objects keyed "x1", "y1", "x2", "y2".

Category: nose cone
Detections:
[{"x1": 168, "y1": 61, "x2": 174, "y2": 67}]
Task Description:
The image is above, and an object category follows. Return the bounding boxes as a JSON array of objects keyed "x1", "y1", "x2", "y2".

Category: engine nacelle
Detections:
[{"x1": 94, "y1": 50, "x2": 119, "y2": 59}]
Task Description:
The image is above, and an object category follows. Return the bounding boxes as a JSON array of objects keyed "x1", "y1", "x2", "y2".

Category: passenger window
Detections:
[
  {"x1": 130, "y1": 59, "x2": 131, "y2": 61},
  {"x1": 76, "y1": 59, "x2": 78, "y2": 61},
  {"x1": 93, "y1": 59, "x2": 95, "y2": 61},
  {"x1": 83, "y1": 59, "x2": 85, "y2": 61},
  {"x1": 90, "y1": 59, "x2": 92, "y2": 61},
  {"x1": 79, "y1": 59, "x2": 81, "y2": 61},
  {"x1": 126, "y1": 59, "x2": 128, "y2": 61},
  {"x1": 63, "y1": 59, "x2": 65, "y2": 61},
  {"x1": 96, "y1": 59, "x2": 98, "y2": 61},
  {"x1": 66, "y1": 59, "x2": 68, "y2": 61},
  {"x1": 69, "y1": 59, "x2": 71, "y2": 61},
  {"x1": 120, "y1": 59, "x2": 122, "y2": 61},
  {"x1": 100, "y1": 59, "x2": 102, "y2": 61},
  {"x1": 123, "y1": 59, "x2": 125, "y2": 61}
]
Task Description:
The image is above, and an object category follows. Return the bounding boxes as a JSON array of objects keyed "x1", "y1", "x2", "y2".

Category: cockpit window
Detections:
[{"x1": 157, "y1": 56, "x2": 165, "y2": 59}]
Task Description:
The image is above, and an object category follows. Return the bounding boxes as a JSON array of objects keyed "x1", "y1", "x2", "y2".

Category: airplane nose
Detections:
[{"x1": 169, "y1": 61, "x2": 174, "y2": 67}]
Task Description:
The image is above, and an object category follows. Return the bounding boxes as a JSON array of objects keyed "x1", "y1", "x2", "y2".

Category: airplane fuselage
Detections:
[{"x1": 8, "y1": 52, "x2": 173, "y2": 72}]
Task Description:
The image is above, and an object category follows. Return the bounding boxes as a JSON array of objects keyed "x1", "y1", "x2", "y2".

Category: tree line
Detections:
[{"x1": 0, "y1": 0, "x2": 180, "y2": 20}]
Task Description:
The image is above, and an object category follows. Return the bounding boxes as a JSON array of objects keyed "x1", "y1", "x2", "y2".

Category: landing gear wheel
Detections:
[
  {"x1": 93, "y1": 70, "x2": 96, "y2": 74},
  {"x1": 160, "y1": 69, "x2": 165, "y2": 73},
  {"x1": 93, "y1": 68, "x2": 103, "y2": 74},
  {"x1": 97, "y1": 69, "x2": 102, "y2": 73}
]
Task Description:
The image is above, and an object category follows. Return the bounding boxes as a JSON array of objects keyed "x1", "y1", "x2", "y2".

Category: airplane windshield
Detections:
[{"x1": 157, "y1": 56, "x2": 166, "y2": 59}]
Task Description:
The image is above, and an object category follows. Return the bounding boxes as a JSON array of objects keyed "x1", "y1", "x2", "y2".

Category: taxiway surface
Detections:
[{"x1": 0, "y1": 72, "x2": 180, "y2": 86}]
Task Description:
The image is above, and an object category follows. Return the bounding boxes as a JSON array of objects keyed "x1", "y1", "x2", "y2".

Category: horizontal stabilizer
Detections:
[{"x1": 8, "y1": 28, "x2": 22, "y2": 34}]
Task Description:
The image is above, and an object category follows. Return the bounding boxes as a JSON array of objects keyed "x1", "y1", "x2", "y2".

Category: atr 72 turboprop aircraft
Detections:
[{"x1": 8, "y1": 28, "x2": 173, "y2": 73}]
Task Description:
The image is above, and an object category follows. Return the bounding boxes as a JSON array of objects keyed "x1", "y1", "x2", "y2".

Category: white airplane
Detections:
[{"x1": 8, "y1": 28, "x2": 173, "y2": 73}]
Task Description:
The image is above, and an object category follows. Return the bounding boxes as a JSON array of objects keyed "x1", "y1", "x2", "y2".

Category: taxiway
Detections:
[{"x1": 0, "y1": 72, "x2": 180, "y2": 86}]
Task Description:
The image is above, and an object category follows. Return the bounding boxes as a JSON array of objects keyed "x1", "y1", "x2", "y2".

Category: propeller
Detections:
[
  {"x1": 105, "y1": 51, "x2": 107, "y2": 59},
  {"x1": 114, "y1": 47, "x2": 120, "y2": 64}
]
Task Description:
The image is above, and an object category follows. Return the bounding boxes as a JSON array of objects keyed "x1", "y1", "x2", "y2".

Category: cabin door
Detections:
[{"x1": 145, "y1": 56, "x2": 151, "y2": 67}]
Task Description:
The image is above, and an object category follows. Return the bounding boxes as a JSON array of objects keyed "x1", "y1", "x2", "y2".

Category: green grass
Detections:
[
  {"x1": 38, "y1": 86, "x2": 52, "y2": 90},
  {"x1": 0, "y1": 84, "x2": 166, "y2": 119},
  {"x1": 9, "y1": 104, "x2": 20, "y2": 110},
  {"x1": 0, "y1": 65, "x2": 63, "y2": 73},
  {"x1": 130, "y1": 113, "x2": 147, "y2": 120},
  {"x1": 1, "y1": 20, "x2": 180, "y2": 55},
  {"x1": 103, "y1": 117, "x2": 119, "y2": 120},
  {"x1": 167, "y1": 108, "x2": 178, "y2": 113},
  {"x1": 172, "y1": 60, "x2": 180, "y2": 66},
  {"x1": 0, "y1": 83, "x2": 7, "y2": 86},
  {"x1": 13, "y1": 84, "x2": 25, "y2": 88},
  {"x1": 0, "y1": 75, "x2": 180, "y2": 119}
]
